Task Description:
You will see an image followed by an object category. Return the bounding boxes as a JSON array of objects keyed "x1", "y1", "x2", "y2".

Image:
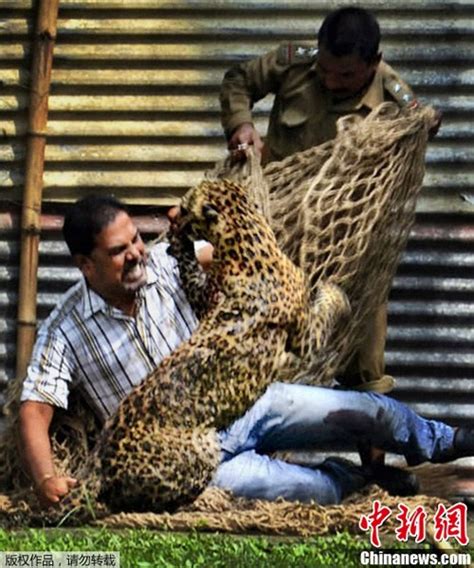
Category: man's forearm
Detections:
[
  {"x1": 220, "y1": 67, "x2": 255, "y2": 138},
  {"x1": 19, "y1": 401, "x2": 78, "y2": 507},
  {"x1": 19, "y1": 401, "x2": 56, "y2": 486},
  {"x1": 220, "y1": 48, "x2": 282, "y2": 138}
]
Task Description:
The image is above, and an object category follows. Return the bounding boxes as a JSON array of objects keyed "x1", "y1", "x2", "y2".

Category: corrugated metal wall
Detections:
[
  {"x1": 0, "y1": 1, "x2": 473, "y2": 489},
  {"x1": 2, "y1": 0, "x2": 473, "y2": 209}
]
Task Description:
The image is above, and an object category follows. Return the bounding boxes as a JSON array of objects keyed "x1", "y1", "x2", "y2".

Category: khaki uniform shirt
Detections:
[{"x1": 220, "y1": 43, "x2": 415, "y2": 162}]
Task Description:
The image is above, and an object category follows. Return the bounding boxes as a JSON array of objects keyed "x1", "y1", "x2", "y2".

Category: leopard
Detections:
[{"x1": 39, "y1": 179, "x2": 349, "y2": 523}]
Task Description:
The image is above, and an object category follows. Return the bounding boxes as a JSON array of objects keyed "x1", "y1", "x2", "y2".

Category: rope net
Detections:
[
  {"x1": 212, "y1": 102, "x2": 438, "y2": 385},
  {"x1": 0, "y1": 102, "x2": 452, "y2": 533}
]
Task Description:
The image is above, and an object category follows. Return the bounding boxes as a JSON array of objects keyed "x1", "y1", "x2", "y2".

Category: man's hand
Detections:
[
  {"x1": 37, "y1": 474, "x2": 77, "y2": 508},
  {"x1": 167, "y1": 205, "x2": 180, "y2": 227},
  {"x1": 228, "y1": 122, "x2": 264, "y2": 161},
  {"x1": 429, "y1": 109, "x2": 443, "y2": 140},
  {"x1": 167, "y1": 205, "x2": 185, "y2": 243},
  {"x1": 166, "y1": 205, "x2": 195, "y2": 257}
]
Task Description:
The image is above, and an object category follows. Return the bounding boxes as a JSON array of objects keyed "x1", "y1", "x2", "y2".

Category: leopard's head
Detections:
[{"x1": 177, "y1": 179, "x2": 254, "y2": 245}]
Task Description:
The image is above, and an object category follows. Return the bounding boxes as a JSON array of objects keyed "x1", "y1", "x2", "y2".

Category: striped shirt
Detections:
[{"x1": 21, "y1": 243, "x2": 199, "y2": 423}]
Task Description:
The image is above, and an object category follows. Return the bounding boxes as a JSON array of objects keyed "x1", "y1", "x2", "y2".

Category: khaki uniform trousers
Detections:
[{"x1": 338, "y1": 303, "x2": 395, "y2": 394}]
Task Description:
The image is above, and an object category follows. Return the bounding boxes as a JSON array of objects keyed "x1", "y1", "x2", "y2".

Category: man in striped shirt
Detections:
[{"x1": 19, "y1": 195, "x2": 472, "y2": 509}]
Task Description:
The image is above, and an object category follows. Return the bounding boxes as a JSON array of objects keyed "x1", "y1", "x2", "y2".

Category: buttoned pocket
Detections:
[{"x1": 280, "y1": 98, "x2": 309, "y2": 128}]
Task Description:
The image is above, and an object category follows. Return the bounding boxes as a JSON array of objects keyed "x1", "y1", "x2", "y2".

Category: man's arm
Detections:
[
  {"x1": 19, "y1": 401, "x2": 77, "y2": 507},
  {"x1": 220, "y1": 47, "x2": 286, "y2": 154}
]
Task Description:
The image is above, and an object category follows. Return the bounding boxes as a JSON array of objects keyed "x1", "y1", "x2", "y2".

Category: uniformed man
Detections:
[
  {"x1": 220, "y1": 7, "x2": 418, "y2": 164},
  {"x1": 219, "y1": 7, "x2": 439, "y2": 470}
]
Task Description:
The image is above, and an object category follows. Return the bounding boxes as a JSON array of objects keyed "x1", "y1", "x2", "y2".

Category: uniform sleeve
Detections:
[
  {"x1": 219, "y1": 47, "x2": 290, "y2": 137},
  {"x1": 20, "y1": 327, "x2": 74, "y2": 410}
]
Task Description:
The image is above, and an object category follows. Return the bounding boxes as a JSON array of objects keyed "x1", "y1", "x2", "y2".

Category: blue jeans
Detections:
[{"x1": 211, "y1": 383, "x2": 455, "y2": 505}]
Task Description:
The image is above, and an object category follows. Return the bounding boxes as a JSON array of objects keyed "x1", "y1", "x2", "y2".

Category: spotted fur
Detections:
[{"x1": 53, "y1": 179, "x2": 309, "y2": 520}]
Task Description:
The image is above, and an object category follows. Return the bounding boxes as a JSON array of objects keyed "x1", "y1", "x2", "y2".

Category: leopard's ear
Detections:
[{"x1": 202, "y1": 203, "x2": 219, "y2": 223}]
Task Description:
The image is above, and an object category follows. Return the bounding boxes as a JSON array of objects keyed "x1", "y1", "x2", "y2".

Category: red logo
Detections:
[
  {"x1": 359, "y1": 500, "x2": 392, "y2": 548},
  {"x1": 360, "y1": 500, "x2": 469, "y2": 548},
  {"x1": 433, "y1": 503, "x2": 469, "y2": 546}
]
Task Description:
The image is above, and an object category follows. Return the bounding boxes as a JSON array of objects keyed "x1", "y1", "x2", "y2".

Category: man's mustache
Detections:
[{"x1": 124, "y1": 258, "x2": 143, "y2": 273}]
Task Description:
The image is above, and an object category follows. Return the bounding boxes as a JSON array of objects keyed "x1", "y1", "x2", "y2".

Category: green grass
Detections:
[{"x1": 0, "y1": 528, "x2": 434, "y2": 567}]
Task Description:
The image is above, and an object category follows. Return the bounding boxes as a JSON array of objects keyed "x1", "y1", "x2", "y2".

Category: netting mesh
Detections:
[
  {"x1": 211, "y1": 102, "x2": 437, "y2": 384},
  {"x1": 93, "y1": 475, "x2": 456, "y2": 537},
  {"x1": 0, "y1": 102, "x2": 453, "y2": 533}
]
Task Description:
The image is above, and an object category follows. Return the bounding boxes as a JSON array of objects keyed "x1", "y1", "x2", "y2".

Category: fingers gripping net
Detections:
[
  {"x1": 220, "y1": 103, "x2": 436, "y2": 384},
  {"x1": 206, "y1": 144, "x2": 273, "y2": 224}
]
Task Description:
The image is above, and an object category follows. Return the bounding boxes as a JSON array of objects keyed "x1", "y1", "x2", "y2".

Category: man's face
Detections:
[
  {"x1": 79, "y1": 211, "x2": 147, "y2": 301},
  {"x1": 316, "y1": 46, "x2": 380, "y2": 99}
]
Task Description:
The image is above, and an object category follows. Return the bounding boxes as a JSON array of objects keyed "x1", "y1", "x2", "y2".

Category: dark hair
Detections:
[
  {"x1": 63, "y1": 195, "x2": 129, "y2": 256},
  {"x1": 318, "y1": 7, "x2": 381, "y2": 63}
]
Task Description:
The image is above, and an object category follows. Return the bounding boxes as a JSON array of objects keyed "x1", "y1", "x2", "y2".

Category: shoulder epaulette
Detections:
[
  {"x1": 276, "y1": 43, "x2": 318, "y2": 66},
  {"x1": 383, "y1": 75, "x2": 417, "y2": 108}
]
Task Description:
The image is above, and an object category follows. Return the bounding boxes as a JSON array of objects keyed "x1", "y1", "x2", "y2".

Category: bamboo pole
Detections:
[{"x1": 15, "y1": 0, "x2": 60, "y2": 382}]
